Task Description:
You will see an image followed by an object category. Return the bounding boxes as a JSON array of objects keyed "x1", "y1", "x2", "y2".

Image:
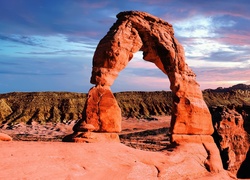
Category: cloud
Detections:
[
  {"x1": 0, "y1": 55, "x2": 93, "y2": 93},
  {"x1": 193, "y1": 67, "x2": 250, "y2": 89},
  {"x1": 0, "y1": 0, "x2": 249, "y2": 93},
  {"x1": 0, "y1": 34, "x2": 96, "y2": 58},
  {"x1": 0, "y1": 70, "x2": 66, "y2": 76},
  {"x1": 0, "y1": 34, "x2": 42, "y2": 46}
]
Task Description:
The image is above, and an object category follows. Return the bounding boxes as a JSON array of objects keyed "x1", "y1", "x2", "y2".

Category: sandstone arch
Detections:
[{"x1": 69, "y1": 11, "x2": 214, "y2": 142}]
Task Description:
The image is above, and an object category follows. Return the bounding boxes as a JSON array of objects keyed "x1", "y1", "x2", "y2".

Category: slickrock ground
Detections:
[
  {"x1": 0, "y1": 141, "x2": 233, "y2": 180},
  {"x1": 0, "y1": 116, "x2": 240, "y2": 179}
]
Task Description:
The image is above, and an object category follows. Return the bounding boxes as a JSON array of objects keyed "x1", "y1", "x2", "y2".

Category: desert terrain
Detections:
[
  {"x1": 1, "y1": 116, "x2": 171, "y2": 151},
  {"x1": 1, "y1": 85, "x2": 250, "y2": 179},
  {"x1": 1, "y1": 9, "x2": 249, "y2": 179}
]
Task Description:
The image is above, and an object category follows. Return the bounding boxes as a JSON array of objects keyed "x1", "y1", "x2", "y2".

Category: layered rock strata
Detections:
[{"x1": 1, "y1": 88, "x2": 249, "y2": 125}]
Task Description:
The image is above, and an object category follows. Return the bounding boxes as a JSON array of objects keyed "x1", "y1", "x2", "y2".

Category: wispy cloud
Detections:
[
  {"x1": 0, "y1": 34, "x2": 42, "y2": 46},
  {"x1": 0, "y1": 70, "x2": 66, "y2": 76}
]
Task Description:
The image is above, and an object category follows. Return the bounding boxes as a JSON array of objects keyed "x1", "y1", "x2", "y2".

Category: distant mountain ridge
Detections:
[
  {"x1": 0, "y1": 84, "x2": 249, "y2": 125},
  {"x1": 205, "y1": 83, "x2": 250, "y2": 92}
]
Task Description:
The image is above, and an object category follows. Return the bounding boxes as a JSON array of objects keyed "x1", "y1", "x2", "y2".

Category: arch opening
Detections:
[{"x1": 112, "y1": 51, "x2": 170, "y2": 92}]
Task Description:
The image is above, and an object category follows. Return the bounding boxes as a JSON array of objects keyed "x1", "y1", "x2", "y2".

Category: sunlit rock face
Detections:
[
  {"x1": 212, "y1": 106, "x2": 249, "y2": 176},
  {"x1": 65, "y1": 10, "x2": 223, "y2": 175},
  {"x1": 89, "y1": 11, "x2": 213, "y2": 135},
  {"x1": 83, "y1": 85, "x2": 122, "y2": 132}
]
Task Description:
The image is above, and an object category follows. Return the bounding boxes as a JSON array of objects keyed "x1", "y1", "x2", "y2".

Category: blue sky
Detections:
[{"x1": 0, "y1": 0, "x2": 249, "y2": 93}]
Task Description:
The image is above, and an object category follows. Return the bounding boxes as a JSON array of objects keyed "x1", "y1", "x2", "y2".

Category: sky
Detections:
[{"x1": 0, "y1": 0, "x2": 250, "y2": 93}]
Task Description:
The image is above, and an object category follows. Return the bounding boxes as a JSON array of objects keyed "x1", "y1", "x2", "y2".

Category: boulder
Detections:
[
  {"x1": 76, "y1": 123, "x2": 96, "y2": 132},
  {"x1": 0, "y1": 133, "x2": 12, "y2": 141}
]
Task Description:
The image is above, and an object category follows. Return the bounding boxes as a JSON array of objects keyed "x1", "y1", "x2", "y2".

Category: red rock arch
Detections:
[{"x1": 90, "y1": 11, "x2": 213, "y2": 136}]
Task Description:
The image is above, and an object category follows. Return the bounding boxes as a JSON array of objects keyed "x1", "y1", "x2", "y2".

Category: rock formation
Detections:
[
  {"x1": 91, "y1": 11, "x2": 213, "y2": 135},
  {"x1": 212, "y1": 106, "x2": 249, "y2": 176},
  {"x1": 0, "y1": 133, "x2": 12, "y2": 141},
  {"x1": 1, "y1": 10, "x2": 246, "y2": 178},
  {"x1": 70, "y1": 11, "x2": 213, "y2": 143},
  {"x1": 65, "y1": 11, "x2": 226, "y2": 174}
]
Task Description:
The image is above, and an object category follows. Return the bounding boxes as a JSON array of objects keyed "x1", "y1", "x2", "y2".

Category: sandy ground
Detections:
[
  {"x1": 0, "y1": 116, "x2": 171, "y2": 147},
  {"x1": 121, "y1": 116, "x2": 171, "y2": 133}
]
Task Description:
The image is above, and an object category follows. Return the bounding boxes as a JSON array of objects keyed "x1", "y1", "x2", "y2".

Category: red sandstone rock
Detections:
[
  {"x1": 77, "y1": 123, "x2": 95, "y2": 132},
  {"x1": 73, "y1": 132, "x2": 120, "y2": 143},
  {"x1": 69, "y1": 10, "x2": 214, "y2": 155},
  {"x1": 171, "y1": 134, "x2": 224, "y2": 173},
  {"x1": 0, "y1": 142, "x2": 234, "y2": 180},
  {"x1": 0, "y1": 133, "x2": 12, "y2": 141},
  {"x1": 84, "y1": 86, "x2": 122, "y2": 132},
  {"x1": 213, "y1": 107, "x2": 249, "y2": 175},
  {"x1": 89, "y1": 11, "x2": 213, "y2": 135}
]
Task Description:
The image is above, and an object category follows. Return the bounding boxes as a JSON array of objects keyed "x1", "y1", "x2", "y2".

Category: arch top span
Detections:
[
  {"x1": 91, "y1": 10, "x2": 188, "y2": 87},
  {"x1": 88, "y1": 11, "x2": 213, "y2": 136}
]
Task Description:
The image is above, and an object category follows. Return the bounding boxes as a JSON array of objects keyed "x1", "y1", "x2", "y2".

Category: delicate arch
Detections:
[{"x1": 91, "y1": 11, "x2": 213, "y2": 135}]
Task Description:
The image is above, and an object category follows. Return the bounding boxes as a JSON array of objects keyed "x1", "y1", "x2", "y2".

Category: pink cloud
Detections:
[
  {"x1": 215, "y1": 33, "x2": 250, "y2": 46},
  {"x1": 195, "y1": 67, "x2": 250, "y2": 89}
]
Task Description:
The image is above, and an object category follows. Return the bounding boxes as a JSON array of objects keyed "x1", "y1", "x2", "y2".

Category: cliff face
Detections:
[
  {"x1": 203, "y1": 89, "x2": 250, "y2": 107},
  {"x1": 114, "y1": 91, "x2": 172, "y2": 118},
  {"x1": 0, "y1": 92, "x2": 87, "y2": 125},
  {"x1": 0, "y1": 84, "x2": 249, "y2": 125}
]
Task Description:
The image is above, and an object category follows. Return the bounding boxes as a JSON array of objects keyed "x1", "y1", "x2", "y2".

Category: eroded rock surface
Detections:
[
  {"x1": 0, "y1": 142, "x2": 234, "y2": 180},
  {"x1": 65, "y1": 11, "x2": 225, "y2": 175},
  {"x1": 74, "y1": 11, "x2": 213, "y2": 137},
  {"x1": 212, "y1": 106, "x2": 249, "y2": 175},
  {"x1": 0, "y1": 92, "x2": 86, "y2": 125},
  {"x1": 0, "y1": 99, "x2": 12, "y2": 121},
  {"x1": 82, "y1": 86, "x2": 122, "y2": 132}
]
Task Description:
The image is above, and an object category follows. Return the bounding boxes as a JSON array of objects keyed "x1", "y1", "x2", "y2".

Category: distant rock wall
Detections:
[
  {"x1": 0, "y1": 92, "x2": 87, "y2": 125},
  {"x1": 0, "y1": 89, "x2": 249, "y2": 125},
  {"x1": 114, "y1": 91, "x2": 172, "y2": 118},
  {"x1": 203, "y1": 89, "x2": 250, "y2": 107}
]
